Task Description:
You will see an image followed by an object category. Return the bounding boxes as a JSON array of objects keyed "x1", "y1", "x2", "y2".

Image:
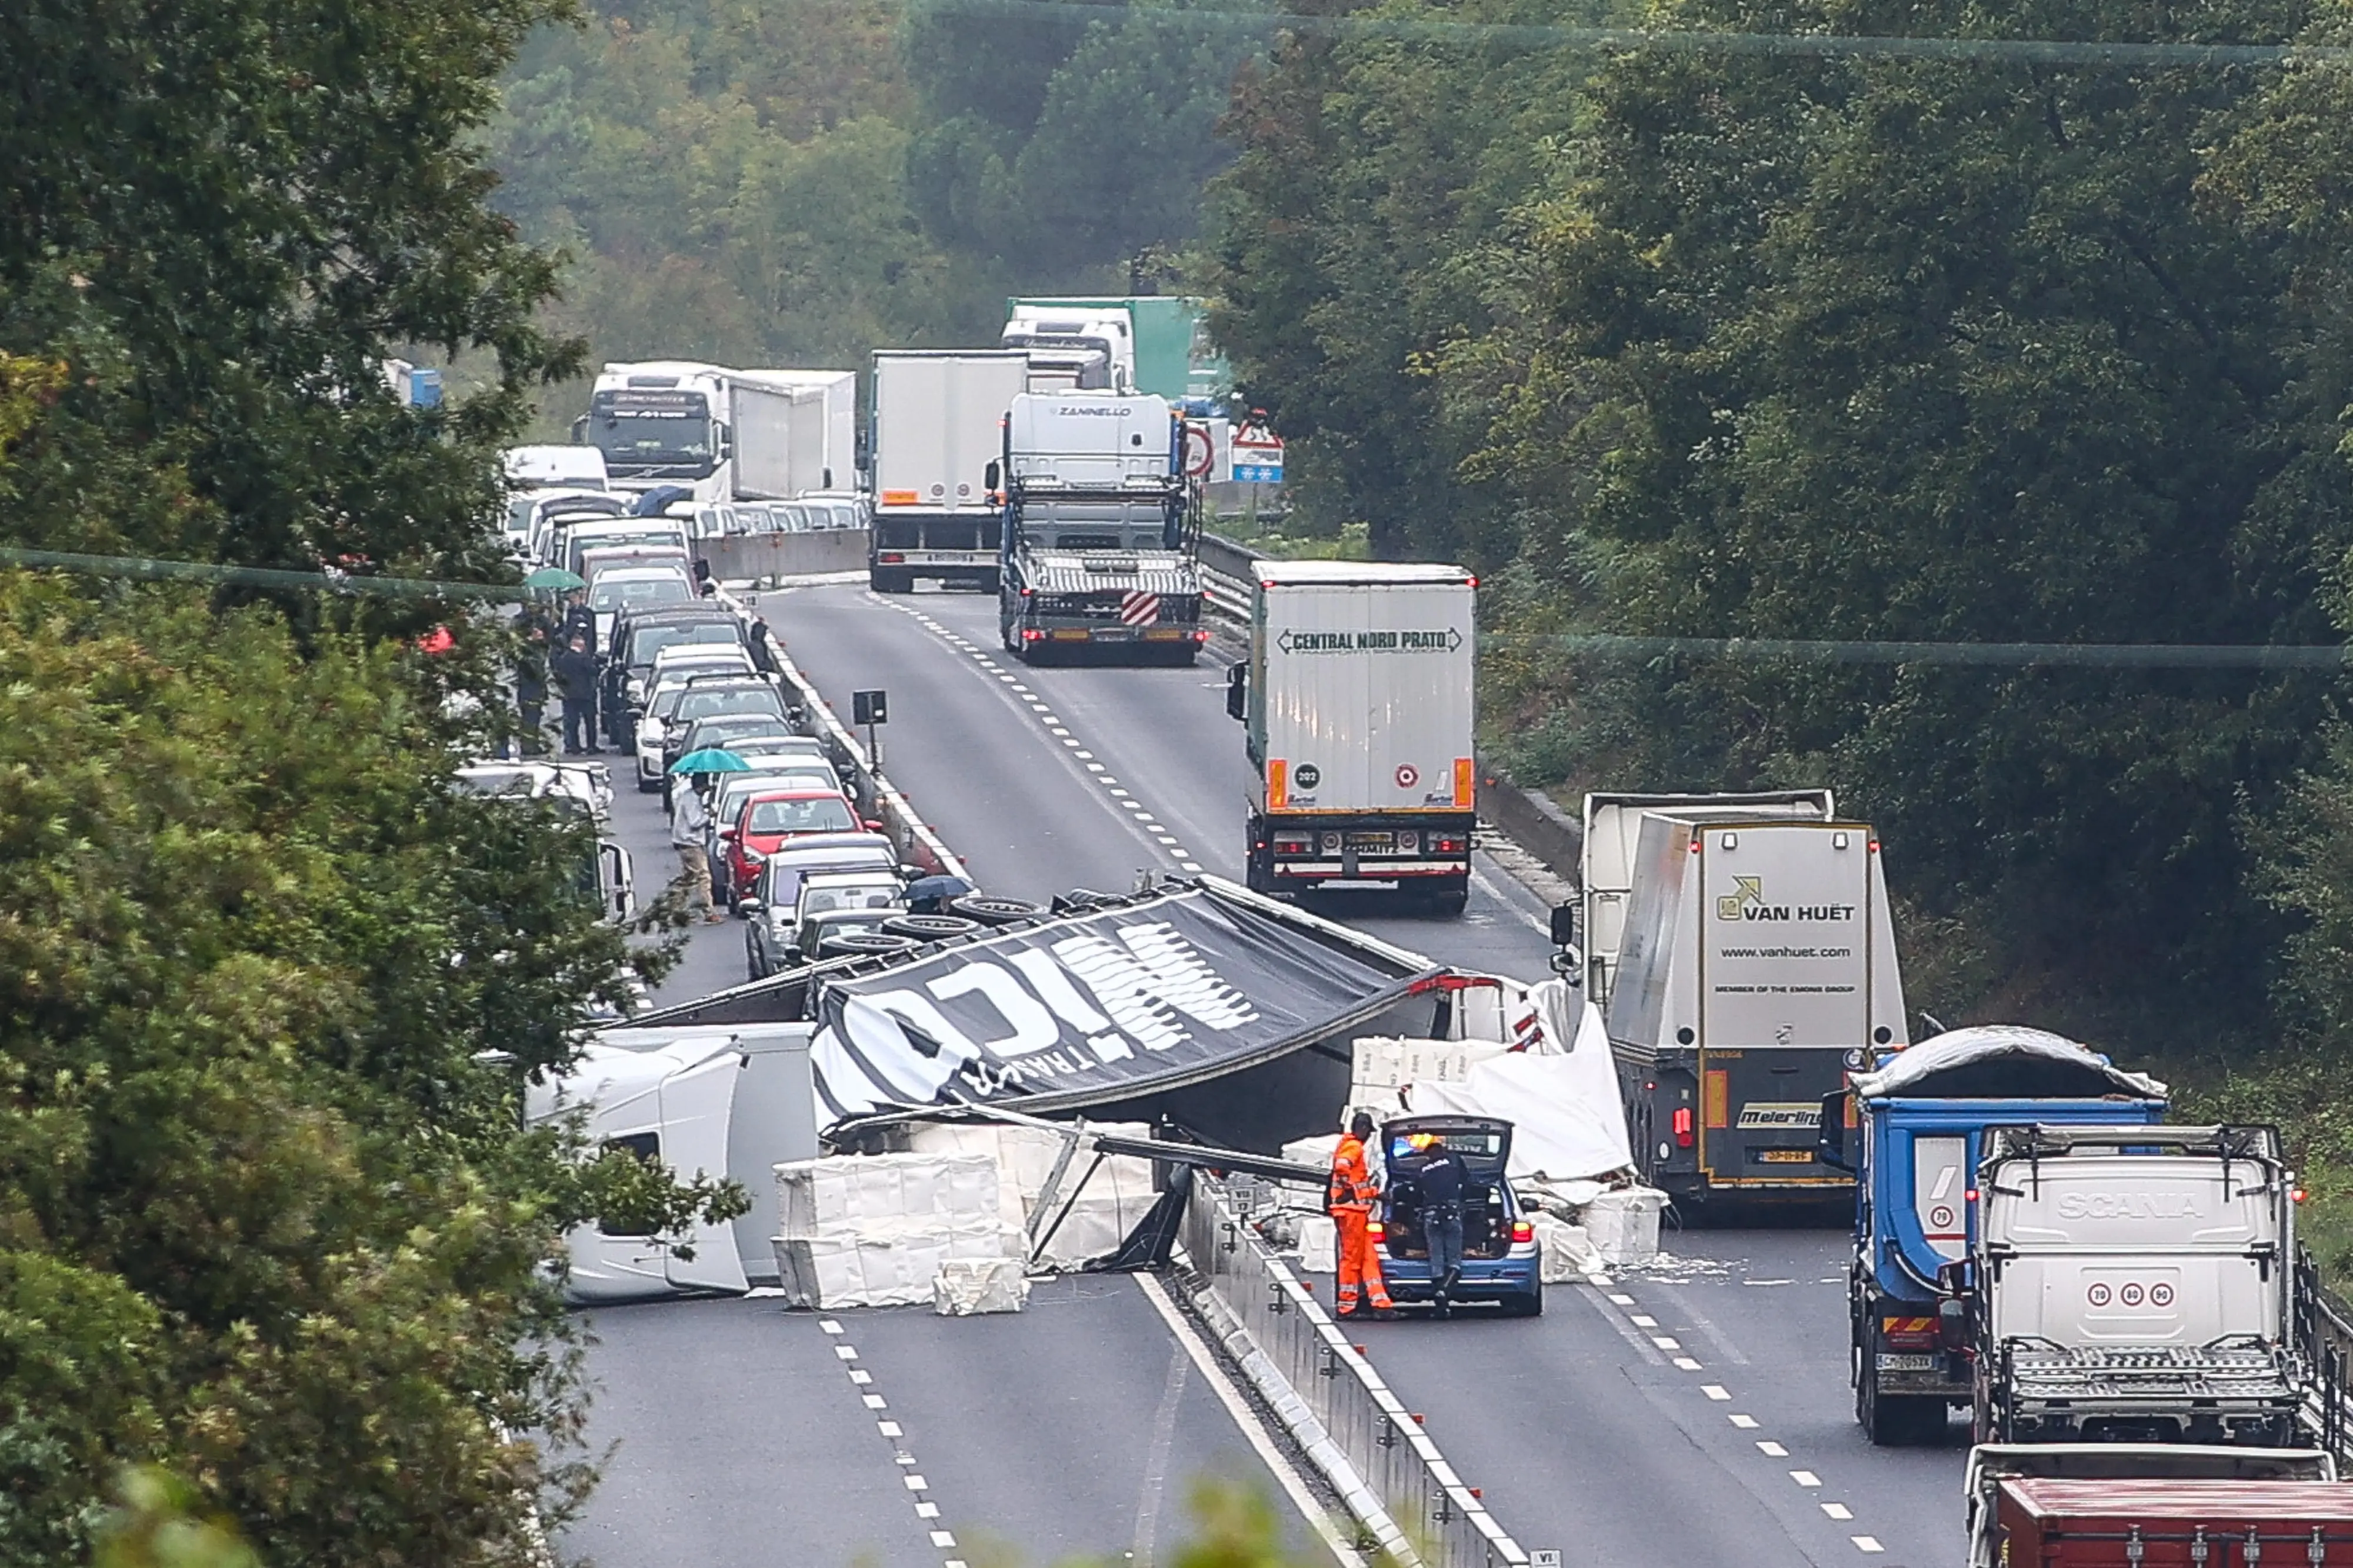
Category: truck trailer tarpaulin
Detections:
[{"x1": 634, "y1": 879, "x2": 1448, "y2": 1137}]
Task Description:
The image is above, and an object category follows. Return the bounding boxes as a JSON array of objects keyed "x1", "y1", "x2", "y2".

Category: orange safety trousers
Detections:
[{"x1": 1334, "y1": 1208, "x2": 1394, "y2": 1314}]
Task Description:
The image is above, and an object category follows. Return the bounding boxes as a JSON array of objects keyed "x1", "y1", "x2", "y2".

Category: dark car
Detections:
[
  {"x1": 605, "y1": 605, "x2": 745, "y2": 742},
  {"x1": 1372, "y1": 1115, "x2": 1542, "y2": 1316},
  {"x1": 741, "y1": 835, "x2": 904, "y2": 975},
  {"x1": 674, "y1": 713, "x2": 802, "y2": 768},
  {"x1": 659, "y1": 680, "x2": 788, "y2": 800}
]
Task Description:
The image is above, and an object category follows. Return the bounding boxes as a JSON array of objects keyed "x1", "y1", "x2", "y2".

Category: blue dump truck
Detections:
[{"x1": 1817, "y1": 1025, "x2": 2168, "y2": 1445}]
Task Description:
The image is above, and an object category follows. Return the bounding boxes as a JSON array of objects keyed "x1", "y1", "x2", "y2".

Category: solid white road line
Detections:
[{"x1": 1132, "y1": 1272, "x2": 1365, "y2": 1568}]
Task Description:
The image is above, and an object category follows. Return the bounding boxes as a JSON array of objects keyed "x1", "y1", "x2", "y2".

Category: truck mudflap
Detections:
[{"x1": 1981, "y1": 1338, "x2": 2304, "y2": 1446}]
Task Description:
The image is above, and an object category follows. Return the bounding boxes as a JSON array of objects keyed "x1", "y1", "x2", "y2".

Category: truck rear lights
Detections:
[
  {"x1": 1672, "y1": 1107, "x2": 1695, "y2": 1147},
  {"x1": 1021, "y1": 629, "x2": 1044, "y2": 642},
  {"x1": 1511, "y1": 1220, "x2": 1534, "y2": 1245},
  {"x1": 1430, "y1": 836, "x2": 1467, "y2": 853},
  {"x1": 1192, "y1": 628, "x2": 1209, "y2": 642},
  {"x1": 1272, "y1": 832, "x2": 1312, "y2": 852},
  {"x1": 879, "y1": 551, "x2": 905, "y2": 563}
]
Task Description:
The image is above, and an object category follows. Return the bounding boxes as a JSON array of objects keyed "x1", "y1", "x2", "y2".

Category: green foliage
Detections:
[
  {"x1": 94, "y1": 1468, "x2": 256, "y2": 1568},
  {"x1": 1211, "y1": 0, "x2": 2353, "y2": 1056},
  {"x1": 0, "y1": 0, "x2": 580, "y2": 600}
]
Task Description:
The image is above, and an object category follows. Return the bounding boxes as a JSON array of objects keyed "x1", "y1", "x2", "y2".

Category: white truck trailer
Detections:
[
  {"x1": 868, "y1": 349, "x2": 1032, "y2": 593},
  {"x1": 1599, "y1": 798, "x2": 1906, "y2": 1206},
  {"x1": 1224, "y1": 562, "x2": 1478, "y2": 913},
  {"x1": 574, "y1": 361, "x2": 848, "y2": 503}
]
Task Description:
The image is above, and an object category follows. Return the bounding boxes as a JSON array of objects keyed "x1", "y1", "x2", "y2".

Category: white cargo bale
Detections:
[
  {"x1": 1587, "y1": 1186, "x2": 1668, "y2": 1266},
  {"x1": 772, "y1": 1219, "x2": 1012, "y2": 1309},
  {"x1": 1533, "y1": 1213, "x2": 1599, "y2": 1282},
  {"x1": 903, "y1": 1122, "x2": 1160, "y2": 1267},
  {"x1": 1351, "y1": 1036, "x2": 1512, "y2": 1096},
  {"x1": 774, "y1": 1152, "x2": 1002, "y2": 1239},
  {"x1": 1296, "y1": 1213, "x2": 1338, "y2": 1273},
  {"x1": 1281, "y1": 1133, "x2": 1341, "y2": 1180},
  {"x1": 933, "y1": 1257, "x2": 1029, "y2": 1316}
]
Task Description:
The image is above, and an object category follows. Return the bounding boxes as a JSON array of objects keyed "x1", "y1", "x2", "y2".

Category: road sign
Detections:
[
  {"x1": 854, "y1": 690, "x2": 888, "y2": 726},
  {"x1": 1232, "y1": 420, "x2": 1284, "y2": 485},
  {"x1": 1182, "y1": 423, "x2": 1215, "y2": 478}
]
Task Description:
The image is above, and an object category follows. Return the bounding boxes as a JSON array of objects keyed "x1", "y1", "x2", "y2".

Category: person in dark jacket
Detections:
[
  {"x1": 1415, "y1": 1134, "x2": 1471, "y2": 1318},
  {"x1": 514, "y1": 619, "x2": 550, "y2": 756},
  {"x1": 552, "y1": 633, "x2": 602, "y2": 755},
  {"x1": 747, "y1": 614, "x2": 778, "y2": 675},
  {"x1": 555, "y1": 590, "x2": 597, "y2": 745}
]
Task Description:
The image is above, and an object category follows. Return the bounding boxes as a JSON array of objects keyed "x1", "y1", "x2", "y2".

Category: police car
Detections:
[{"x1": 1370, "y1": 1115, "x2": 1543, "y2": 1316}]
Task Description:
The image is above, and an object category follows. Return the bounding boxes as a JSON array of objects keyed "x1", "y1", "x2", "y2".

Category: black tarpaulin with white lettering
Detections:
[{"x1": 809, "y1": 886, "x2": 1437, "y2": 1125}]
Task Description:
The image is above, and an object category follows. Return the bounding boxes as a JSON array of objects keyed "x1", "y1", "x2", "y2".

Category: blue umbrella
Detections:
[
  {"x1": 632, "y1": 485, "x2": 695, "y2": 518},
  {"x1": 671, "y1": 748, "x2": 751, "y2": 775}
]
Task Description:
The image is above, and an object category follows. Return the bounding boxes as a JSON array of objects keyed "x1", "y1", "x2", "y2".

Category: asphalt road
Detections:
[
  {"x1": 569, "y1": 679, "x2": 1327, "y2": 1568},
  {"x1": 751, "y1": 580, "x2": 1967, "y2": 1568}
]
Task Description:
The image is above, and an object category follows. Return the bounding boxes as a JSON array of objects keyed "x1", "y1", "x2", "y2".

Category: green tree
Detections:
[{"x1": 0, "y1": 0, "x2": 579, "y2": 599}]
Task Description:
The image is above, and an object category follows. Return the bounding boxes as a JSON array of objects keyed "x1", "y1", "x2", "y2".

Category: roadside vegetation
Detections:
[{"x1": 1, "y1": 2, "x2": 737, "y2": 1559}]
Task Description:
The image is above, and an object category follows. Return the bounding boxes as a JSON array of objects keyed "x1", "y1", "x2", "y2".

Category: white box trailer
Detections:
[
  {"x1": 1227, "y1": 562, "x2": 1478, "y2": 913},
  {"x1": 741, "y1": 368, "x2": 856, "y2": 493},
  {"x1": 1604, "y1": 806, "x2": 1905, "y2": 1206},
  {"x1": 1581, "y1": 790, "x2": 1835, "y2": 1007},
  {"x1": 869, "y1": 349, "x2": 1031, "y2": 592}
]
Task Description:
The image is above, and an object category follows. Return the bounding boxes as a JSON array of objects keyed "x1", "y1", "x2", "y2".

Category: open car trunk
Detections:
[{"x1": 1380, "y1": 1115, "x2": 1515, "y2": 1261}]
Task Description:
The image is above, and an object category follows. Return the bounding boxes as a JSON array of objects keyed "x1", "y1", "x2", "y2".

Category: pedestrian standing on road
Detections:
[
  {"x1": 553, "y1": 633, "x2": 601, "y2": 755},
  {"x1": 559, "y1": 586, "x2": 595, "y2": 646},
  {"x1": 1417, "y1": 1133, "x2": 1471, "y2": 1319},
  {"x1": 671, "y1": 780, "x2": 723, "y2": 923},
  {"x1": 1328, "y1": 1111, "x2": 1395, "y2": 1320},
  {"x1": 514, "y1": 621, "x2": 549, "y2": 756},
  {"x1": 747, "y1": 613, "x2": 778, "y2": 675}
]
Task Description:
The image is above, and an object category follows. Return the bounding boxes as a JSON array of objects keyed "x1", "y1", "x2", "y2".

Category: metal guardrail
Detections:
[
  {"x1": 2294, "y1": 1247, "x2": 2353, "y2": 1465},
  {"x1": 1181, "y1": 1175, "x2": 1528, "y2": 1568},
  {"x1": 1198, "y1": 532, "x2": 1257, "y2": 621}
]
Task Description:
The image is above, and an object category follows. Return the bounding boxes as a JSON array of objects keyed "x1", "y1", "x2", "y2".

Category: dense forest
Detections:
[{"x1": 492, "y1": 0, "x2": 2353, "y2": 1238}]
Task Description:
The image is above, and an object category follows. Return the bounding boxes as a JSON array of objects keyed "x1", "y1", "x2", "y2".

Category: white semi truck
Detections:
[
  {"x1": 1595, "y1": 795, "x2": 1907, "y2": 1207},
  {"x1": 574, "y1": 361, "x2": 853, "y2": 503},
  {"x1": 868, "y1": 349, "x2": 1032, "y2": 593},
  {"x1": 993, "y1": 391, "x2": 1205, "y2": 663},
  {"x1": 1224, "y1": 563, "x2": 1479, "y2": 913}
]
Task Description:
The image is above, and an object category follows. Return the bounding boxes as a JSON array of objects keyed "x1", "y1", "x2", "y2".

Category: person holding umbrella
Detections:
[{"x1": 668, "y1": 749, "x2": 748, "y2": 923}]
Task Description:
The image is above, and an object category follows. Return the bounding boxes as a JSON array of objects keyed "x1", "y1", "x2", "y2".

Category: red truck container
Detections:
[{"x1": 1997, "y1": 1477, "x2": 2353, "y2": 1564}]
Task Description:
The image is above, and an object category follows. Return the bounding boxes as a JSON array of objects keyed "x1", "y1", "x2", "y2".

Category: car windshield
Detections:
[
  {"x1": 799, "y1": 882, "x2": 899, "y2": 918},
  {"x1": 649, "y1": 680, "x2": 759, "y2": 719},
  {"x1": 745, "y1": 796, "x2": 856, "y2": 836},
  {"x1": 693, "y1": 719, "x2": 794, "y2": 747},
  {"x1": 675, "y1": 689, "x2": 782, "y2": 723},
  {"x1": 572, "y1": 526, "x2": 685, "y2": 551},
  {"x1": 628, "y1": 622, "x2": 739, "y2": 665},
  {"x1": 591, "y1": 574, "x2": 693, "y2": 611}
]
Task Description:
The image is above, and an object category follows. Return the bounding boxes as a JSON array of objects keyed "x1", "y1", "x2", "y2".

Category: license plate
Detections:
[
  {"x1": 1758, "y1": 1149, "x2": 1814, "y2": 1163},
  {"x1": 1876, "y1": 1353, "x2": 1938, "y2": 1372},
  {"x1": 1089, "y1": 628, "x2": 1136, "y2": 641}
]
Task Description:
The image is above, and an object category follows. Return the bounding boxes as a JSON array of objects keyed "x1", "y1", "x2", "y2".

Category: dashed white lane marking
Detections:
[
  {"x1": 831, "y1": 1325, "x2": 969, "y2": 1568},
  {"x1": 868, "y1": 594, "x2": 1214, "y2": 878},
  {"x1": 1589, "y1": 1286, "x2": 1889, "y2": 1558},
  {"x1": 1133, "y1": 1272, "x2": 1364, "y2": 1567}
]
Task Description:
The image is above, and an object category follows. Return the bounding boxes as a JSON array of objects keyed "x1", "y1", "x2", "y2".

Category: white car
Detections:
[
  {"x1": 454, "y1": 758, "x2": 615, "y2": 828},
  {"x1": 588, "y1": 565, "x2": 698, "y2": 645}
]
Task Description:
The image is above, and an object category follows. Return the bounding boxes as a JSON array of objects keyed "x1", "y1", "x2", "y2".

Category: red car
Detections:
[{"x1": 721, "y1": 789, "x2": 870, "y2": 897}]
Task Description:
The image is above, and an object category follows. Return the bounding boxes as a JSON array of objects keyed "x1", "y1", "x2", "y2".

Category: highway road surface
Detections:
[{"x1": 568, "y1": 579, "x2": 1965, "y2": 1568}]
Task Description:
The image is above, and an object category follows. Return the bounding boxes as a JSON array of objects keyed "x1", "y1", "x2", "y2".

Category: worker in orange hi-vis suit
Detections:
[{"x1": 1328, "y1": 1110, "x2": 1395, "y2": 1319}]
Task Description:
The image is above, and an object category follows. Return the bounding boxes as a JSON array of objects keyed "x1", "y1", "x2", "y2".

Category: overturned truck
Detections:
[{"x1": 531, "y1": 876, "x2": 1527, "y2": 1302}]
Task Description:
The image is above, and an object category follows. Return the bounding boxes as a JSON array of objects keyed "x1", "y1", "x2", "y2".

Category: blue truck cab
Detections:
[{"x1": 1817, "y1": 1025, "x2": 2167, "y2": 1446}]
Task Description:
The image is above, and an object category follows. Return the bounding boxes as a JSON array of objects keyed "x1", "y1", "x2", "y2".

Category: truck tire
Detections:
[
  {"x1": 946, "y1": 894, "x2": 1048, "y2": 927},
  {"x1": 817, "y1": 931, "x2": 919, "y2": 958},
  {"x1": 1858, "y1": 1358, "x2": 1946, "y2": 1446},
  {"x1": 870, "y1": 568, "x2": 913, "y2": 595},
  {"x1": 879, "y1": 913, "x2": 981, "y2": 942}
]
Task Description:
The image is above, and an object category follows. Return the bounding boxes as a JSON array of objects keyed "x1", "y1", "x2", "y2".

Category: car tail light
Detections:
[
  {"x1": 1365, "y1": 1219, "x2": 1385, "y2": 1239},
  {"x1": 1672, "y1": 1107, "x2": 1695, "y2": 1148},
  {"x1": 1511, "y1": 1220, "x2": 1534, "y2": 1245}
]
